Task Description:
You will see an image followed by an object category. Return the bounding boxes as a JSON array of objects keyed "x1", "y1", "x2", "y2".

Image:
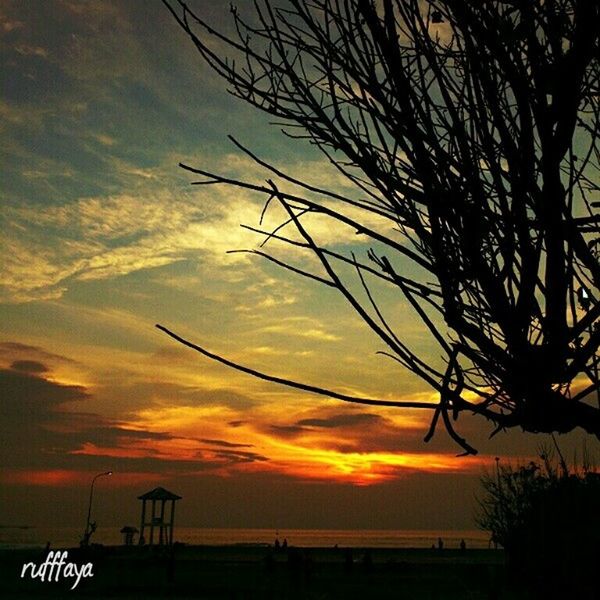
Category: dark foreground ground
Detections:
[{"x1": 0, "y1": 545, "x2": 526, "y2": 599}]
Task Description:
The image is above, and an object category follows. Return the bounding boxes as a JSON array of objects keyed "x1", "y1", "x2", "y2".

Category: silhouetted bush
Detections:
[{"x1": 478, "y1": 450, "x2": 600, "y2": 596}]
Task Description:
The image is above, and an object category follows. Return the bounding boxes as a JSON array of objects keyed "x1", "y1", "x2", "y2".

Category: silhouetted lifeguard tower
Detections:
[{"x1": 138, "y1": 487, "x2": 181, "y2": 546}]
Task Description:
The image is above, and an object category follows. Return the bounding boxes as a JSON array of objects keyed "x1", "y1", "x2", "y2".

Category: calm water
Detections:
[{"x1": 0, "y1": 526, "x2": 490, "y2": 550}]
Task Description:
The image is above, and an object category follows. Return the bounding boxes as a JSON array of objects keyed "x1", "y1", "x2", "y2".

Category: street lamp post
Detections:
[{"x1": 81, "y1": 471, "x2": 113, "y2": 547}]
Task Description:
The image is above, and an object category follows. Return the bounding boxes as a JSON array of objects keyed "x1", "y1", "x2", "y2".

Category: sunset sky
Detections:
[{"x1": 1, "y1": 0, "x2": 593, "y2": 534}]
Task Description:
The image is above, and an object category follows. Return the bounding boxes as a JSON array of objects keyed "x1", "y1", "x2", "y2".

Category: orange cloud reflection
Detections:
[
  {"x1": 0, "y1": 469, "x2": 163, "y2": 487},
  {"x1": 66, "y1": 402, "x2": 491, "y2": 486},
  {"x1": 260, "y1": 442, "x2": 490, "y2": 485}
]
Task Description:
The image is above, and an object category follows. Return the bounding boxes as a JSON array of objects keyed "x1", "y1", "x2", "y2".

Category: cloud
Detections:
[
  {"x1": 1, "y1": 140, "x2": 402, "y2": 304},
  {"x1": 10, "y1": 360, "x2": 48, "y2": 374},
  {"x1": 267, "y1": 411, "x2": 387, "y2": 442},
  {"x1": 0, "y1": 182, "x2": 282, "y2": 302},
  {"x1": 200, "y1": 438, "x2": 254, "y2": 449},
  {"x1": 0, "y1": 468, "x2": 160, "y2": 487},
  {"x1": 261, "y1": 324, "x2": 341, "y2": 341},
  {"x1": 259, "y1": 316, "x2": 342, "y2": 342},
  {"x1": 0, "y1": 367, "x2": 89, "y2": 415},
  {"x1": 91, "y1": 132, "x2": 116, "y2": 146},
  {"x1": 0, "y1": 4, "x2": 24, "y2": 33},
  {"x1": 0, "y1": 342, "x2": 501, "y2": 490},
  {"x1": 1, "y1": 19, "x2": 23, "y2": 33},
  {"x1": 0, "y1": 341, "x2": 75, "y2": 367},
  {"x1": 0, "y1": 0, "x2": 408, "y2": 312},
  {"x1": 209, "y1": 449, "x2": 269, "y2": 464},
  {"x1": 1, "y1": 469, "x2": 87, "y2": 487},
  {"x1": 296, "y1": 413, "x2": 382, "y2": 428},
  {"x1": 263, "y1": 406, "x2": 436, "y2": 456},
  {"x1": 269, "y1": 424, "x2": 307, "y2": 437},
  {"x1": 0, "y1": 350, "x2": 261, "y2": 482},
  {"x1": 14, "y1": 44, "x2": 48, "y2": 58},
  {"x1": 92, "y1": 375, "x2": 259, "y2": 413}
]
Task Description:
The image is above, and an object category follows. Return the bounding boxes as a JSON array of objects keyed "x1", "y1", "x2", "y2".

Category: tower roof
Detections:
[{"x1": 137, "y1": 486, "x2": 182, "y2": 501}]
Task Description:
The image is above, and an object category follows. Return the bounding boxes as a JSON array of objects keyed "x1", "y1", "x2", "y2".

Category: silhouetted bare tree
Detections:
[{"x1": 160, "y1": 0, "x2": 599, "y2": 453}]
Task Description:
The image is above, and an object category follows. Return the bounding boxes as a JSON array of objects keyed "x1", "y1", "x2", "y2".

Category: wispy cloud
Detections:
[
  {"x1": 259, "y1": 316, "x2": 342, "y2": 342},
  {"x1": 14, "y1": 44, "x2": 48, "y2": 58},
  {"x1": 1, "y1": 183, "x2": 264, "y2": 302}
]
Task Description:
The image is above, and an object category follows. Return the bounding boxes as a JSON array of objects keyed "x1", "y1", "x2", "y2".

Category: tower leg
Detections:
[
  {"x1": 170, "y1": 500, "x2": 176, "y2": 545},
  {"x1": 149, "y1": 499, "x2": 156, "y2": 545},
  {"x1": 139, "y1": 499, "x2": 146, "y2": 545}
]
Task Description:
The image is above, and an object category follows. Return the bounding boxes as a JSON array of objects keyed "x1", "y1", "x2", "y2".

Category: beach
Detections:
[
  {"x1": 0, "y1": 544, "x2": 524, "y2": 599},
  {"x1": 0, "y1": 526, "x2": 492, "y2": 551}
]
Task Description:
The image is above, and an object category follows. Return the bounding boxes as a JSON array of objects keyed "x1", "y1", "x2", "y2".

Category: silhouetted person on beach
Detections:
[
  {"x1": 460, "y1": 539, "x2": 466, "y2": 552},
  {"x1": 437, "y1": 537, "x2": 444, "y2": 551},
  {"x1": 274, "y1": 538, "x2": 280, "y2": 550},
  {"x1": 282, "y1": 538, "x2": 288, "y2": 550}
]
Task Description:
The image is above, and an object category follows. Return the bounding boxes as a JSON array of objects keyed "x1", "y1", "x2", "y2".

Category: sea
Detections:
[{"x1": 0, "y1": 526, "x2": 491, "y2": 550}]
